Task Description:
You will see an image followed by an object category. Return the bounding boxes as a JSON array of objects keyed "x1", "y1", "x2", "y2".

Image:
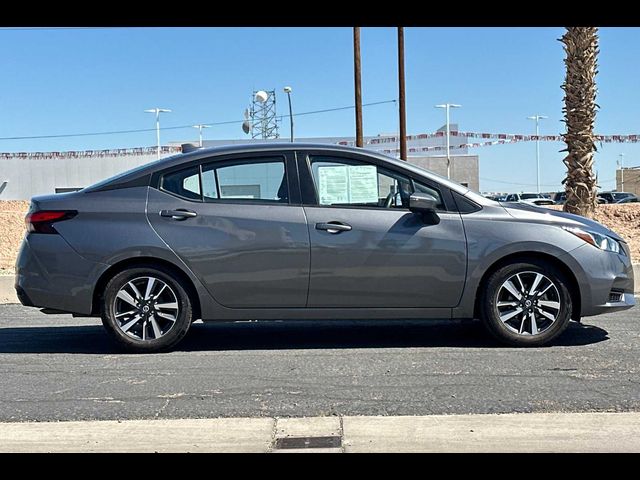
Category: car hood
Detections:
[{"x1": 499, "y1": 201, "x2": 625, "y2": 242}]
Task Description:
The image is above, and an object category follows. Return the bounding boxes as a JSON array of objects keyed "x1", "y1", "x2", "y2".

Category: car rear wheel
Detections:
[
  {"x1": 480, "y1": 261, "x2": 573, "y2": 347},
  {"x1": 101, "y1": 265, "x2": 192, "y2": 353}
]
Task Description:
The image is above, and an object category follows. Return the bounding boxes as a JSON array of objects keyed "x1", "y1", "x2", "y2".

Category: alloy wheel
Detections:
[
  {"x1": 113, "y1": 276, "x2": 180, "y2": 341},
  {"x1": 495, "y1": 271, "x2": 561, "y2": 336}
]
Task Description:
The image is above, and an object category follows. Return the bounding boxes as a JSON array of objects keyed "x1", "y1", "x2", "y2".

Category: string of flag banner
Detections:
[
  {"x1": 334, "y1": 130, "x2": 640, "y2": 155},
  {"x1": 364, "y1": 131, "x2": 640, "y2": 144},
  {"x1": 0, "y1": 146, "x2": 182, "y2": 160}
]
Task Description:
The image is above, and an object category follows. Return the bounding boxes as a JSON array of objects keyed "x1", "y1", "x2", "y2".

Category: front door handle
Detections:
[
  {"x1": 160, "y1": 209, "x2": 197, "y2": 220},
  {"x1": 315, "y1": 222, "x2": 352, "y2": 234}
]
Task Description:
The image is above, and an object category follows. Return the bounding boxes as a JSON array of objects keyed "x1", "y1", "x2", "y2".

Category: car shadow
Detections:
[{"x1": 0, "y1": 320, "x2": 609, "y2": 354}]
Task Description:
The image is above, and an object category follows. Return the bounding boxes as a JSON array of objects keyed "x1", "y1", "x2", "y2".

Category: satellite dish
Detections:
[
  {"x1": 242, "y1": 120, "x2": 251, "y2": 134},
  {"x1": 243, "y1": 108, "x2": 250, "y2": 119},
  {"x1": 254, "y1": 90, "x2": 269, "y2": 103}
]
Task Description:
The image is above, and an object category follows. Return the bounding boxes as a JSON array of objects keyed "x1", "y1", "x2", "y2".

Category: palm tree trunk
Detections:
[{"x1": 561, "y1": 27, "x2": 599, "y2": 218}]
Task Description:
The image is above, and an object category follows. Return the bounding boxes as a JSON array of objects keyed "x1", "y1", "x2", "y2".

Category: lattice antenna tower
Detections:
[{"x1": 250, "y1": 90, "x2": 279, "y2": 139}]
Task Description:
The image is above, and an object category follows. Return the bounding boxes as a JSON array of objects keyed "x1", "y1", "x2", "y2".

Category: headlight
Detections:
[{"x1": 562, "y1": 226, "x2": 624, "y2": 254}]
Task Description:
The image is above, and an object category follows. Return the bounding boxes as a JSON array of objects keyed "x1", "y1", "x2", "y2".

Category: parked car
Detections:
[
  {"x1": 15, "y1": 144, "x2": 635, "y2": 352},
  {"x1": 616, "y1": 196, "x2": 638, "y2": 204},
  {"x1": 554, "y1": 192, "x2": 606, "y2": 205},
  {"x1": 502, "y1": 193, "x2": 555, "y2": 206},
  {"x1": 598, "y1": 192, "x2": 637, "y2": 204}
]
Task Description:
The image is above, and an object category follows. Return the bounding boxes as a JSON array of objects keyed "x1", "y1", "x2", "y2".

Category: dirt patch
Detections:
[
  {"x1": 0, "y1": 201, "x2": 29, "y2": 273},
  {"x1": 1, "y1": 200, "x2": 639, "y2": 273},
  {"x1": 547, "y1": 203, "x2": 640, "y2": 261}
]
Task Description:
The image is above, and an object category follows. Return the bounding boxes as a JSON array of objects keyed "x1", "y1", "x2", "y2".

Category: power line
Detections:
[{"x1": 0, "y1": 100, "x2": 396, "y2": 141}]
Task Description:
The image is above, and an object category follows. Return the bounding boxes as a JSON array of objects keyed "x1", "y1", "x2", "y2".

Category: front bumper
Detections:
[
  {"x1": 564, "y1": 243, "x2": 635, "y2": 317},
  {"x1": 15, "y1": 234, "x2": 105, "y2": 314}
]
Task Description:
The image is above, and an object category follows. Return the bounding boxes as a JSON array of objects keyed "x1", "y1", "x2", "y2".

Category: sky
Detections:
[{"x1": 1, "y1": 26, "x2": 639, "y2": 193}]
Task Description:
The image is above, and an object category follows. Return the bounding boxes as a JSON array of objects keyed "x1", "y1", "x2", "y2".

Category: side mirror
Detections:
[{"x1": 409, "y1": 192, "x2": 440, "y2": 225}]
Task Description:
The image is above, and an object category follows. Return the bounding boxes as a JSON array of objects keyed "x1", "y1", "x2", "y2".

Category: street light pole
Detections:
[
  {"x1": 527, "y1": 115, "x2": 548, "y2": 193},
  {"x1": 192, "y1": 124, "x2": 211, "y2": 147},
  {"x1": 284, "y1": 86, "x2": 294, "y2": 142},
  {"x1": 144, "y1": 108, "x2": 172, "y2": 159},
  {"x1": 618, "y1": 153, "x2": 625, "y2": 191},
  {"x1": 434, "y1": 103, "x2": 461, "y2": 179}
]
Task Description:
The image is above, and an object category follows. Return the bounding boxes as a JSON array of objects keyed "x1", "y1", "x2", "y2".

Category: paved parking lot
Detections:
[{"x1": 0, "y1": 304, "x2": 638, "y2": 422}]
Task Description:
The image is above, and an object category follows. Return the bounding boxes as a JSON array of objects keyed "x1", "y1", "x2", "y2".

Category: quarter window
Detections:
[{"x1": 161, "y1": 166, "x2": 201, "y2": 200}]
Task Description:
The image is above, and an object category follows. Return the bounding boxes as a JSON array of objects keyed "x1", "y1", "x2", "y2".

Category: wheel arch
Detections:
[
  {"x1": 91, "y1": 257, "x2": 202, "y2": 320},
  {"x1": 473, "y1": 251, "x2": 581, "y2": 321}
]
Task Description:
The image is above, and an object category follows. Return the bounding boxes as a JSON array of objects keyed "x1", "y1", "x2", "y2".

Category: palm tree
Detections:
[{"x1": 560, "y1": 27, "x2": 599, "y2": 218}]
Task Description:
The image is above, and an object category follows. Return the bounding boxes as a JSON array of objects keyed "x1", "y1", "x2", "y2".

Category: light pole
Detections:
[
  {"x1": 617, "y1": 153, "x2": 625, "y2": 191},
  {"x1": 527, "y1": 115, "x2": 548, "y2": 193},
  {"x1": 144, "y1": 108, "x2": 172, "y2": 159},
  {"x1": 434, "y1": 103, "x2": 461, "y2": 179},
  {"x1": 283, "y1": 86, "x2": 294, "y2": 142},
  {"x1": 192, "y1": 124, "x2": 211, "y2": 147}
]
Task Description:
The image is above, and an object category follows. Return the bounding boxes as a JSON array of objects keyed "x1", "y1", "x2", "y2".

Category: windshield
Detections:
[{"x1": 520, "y1": 193, "x2": 542, "y2": 199}]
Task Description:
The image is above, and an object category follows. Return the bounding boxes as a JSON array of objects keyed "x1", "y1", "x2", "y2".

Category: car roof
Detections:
[{"x1": 85, "y1": 142, "x2": 476, "y2": 197}]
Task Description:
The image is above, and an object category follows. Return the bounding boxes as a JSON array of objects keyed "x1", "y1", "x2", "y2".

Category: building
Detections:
[
  {"x1": 0, "y1": 147, "x2": 180, "y2": 200},
  {"x1": 0, "y1": 125, "x2": 479, "y2": 200},
  {"x1": 616, "y1": 167, "x2": 640, "y2": 195}
]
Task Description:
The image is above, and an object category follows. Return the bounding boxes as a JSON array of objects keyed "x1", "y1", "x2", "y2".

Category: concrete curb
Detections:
[
  {"x1": 1, "y1": 265, "x2": 639, "y2": 305},
  {"x1": 0, "y1": 275, "x2": 16, "y2": 304},
  {"x1": 1, "y1": 412, "x2": 640, "y2": 453}
]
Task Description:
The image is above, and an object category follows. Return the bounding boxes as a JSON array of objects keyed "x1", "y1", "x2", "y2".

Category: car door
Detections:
[
  {"x1": 297, "y1": 151, "x2": 467, "y2": 308},
  {"x1": 147, "y1": 152, "x2": 310, "y2": 308}
]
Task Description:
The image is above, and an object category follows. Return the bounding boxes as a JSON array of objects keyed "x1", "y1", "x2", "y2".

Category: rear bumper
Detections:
[{"x1": 15, "y1": 235, "x2": 105, "y2": 314}]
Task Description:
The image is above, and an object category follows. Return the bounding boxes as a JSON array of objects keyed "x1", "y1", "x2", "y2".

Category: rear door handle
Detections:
[
  {"x1": 160, "y1": 209, "x2": 197, "y2": 220},
  {"x1": 315, "y1": 222, "x2": 352, "y2": 234}
]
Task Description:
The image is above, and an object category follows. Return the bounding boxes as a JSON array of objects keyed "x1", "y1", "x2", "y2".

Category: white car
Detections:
[{"x1": 503, "y1": 193, "x2": 555, "y2": 206}]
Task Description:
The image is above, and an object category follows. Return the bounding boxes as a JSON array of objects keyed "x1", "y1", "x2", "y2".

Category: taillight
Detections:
[{"x1": 25, "y1": 210, "x2": 77, "y2": 234}]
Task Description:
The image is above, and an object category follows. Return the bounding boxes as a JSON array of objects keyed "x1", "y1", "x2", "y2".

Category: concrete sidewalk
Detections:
[
  {"x1": 2, "y1": 265, "x2": 639, "y2": 304},
  {"x1": 1, "y1": 412, "x2": 640, "y2": 452}
]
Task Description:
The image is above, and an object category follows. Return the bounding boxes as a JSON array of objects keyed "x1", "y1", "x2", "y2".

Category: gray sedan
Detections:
[{"x1": 15, "y1": 144, "x2": 635, "y2": 352}]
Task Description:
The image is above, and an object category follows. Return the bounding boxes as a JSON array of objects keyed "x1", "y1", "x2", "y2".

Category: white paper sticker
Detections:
[
  {"x1": 317, "y1": 164, "x2": 379, "y2": 205},
  {"x1": 318, "y1": 165, "x2": 349, "y2": 205},
  {"x1": 347, "y1": 165, "x2": 378, "y2": 204}
]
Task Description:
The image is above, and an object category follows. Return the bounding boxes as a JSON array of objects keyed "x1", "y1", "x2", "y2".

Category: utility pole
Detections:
[
  {"x1": 527, "y1": 115, "x2": 548, "y2": 193},
  {"x1": 398, "y1": 27, "x2": 407, "y2": 161},
  {"x1": 353, "y1": 27, "x2": 363, "y2": 147}
]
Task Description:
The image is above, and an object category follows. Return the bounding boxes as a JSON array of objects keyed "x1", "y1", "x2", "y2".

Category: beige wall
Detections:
[
  {"x1": 407, "y1": 155, "x2": 480, "y2": 192},
  {"x1": 617, "y1": 169, "x2": 640, "y2": 195}
]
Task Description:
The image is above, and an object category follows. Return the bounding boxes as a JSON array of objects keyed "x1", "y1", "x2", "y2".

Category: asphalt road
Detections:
[{"x1": 0, "y1": 304, "x2": 638, "y2": 422}]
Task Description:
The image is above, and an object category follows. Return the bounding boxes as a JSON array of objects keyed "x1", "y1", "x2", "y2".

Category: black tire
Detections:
[
  {"x1": 480, "y1": 260, "x2": 573, "y2": 347},
  {"x1": 101, "y1": 265, "x2": 193, "y2": 353}
]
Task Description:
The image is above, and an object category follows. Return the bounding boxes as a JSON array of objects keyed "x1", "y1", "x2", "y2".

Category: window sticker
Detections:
[
  {"x1": 317, "y1": 164, "x2": 378, "y2": 205},
  {"x1": 347, "y1": 165, "x2": 378, "y2": 204}
]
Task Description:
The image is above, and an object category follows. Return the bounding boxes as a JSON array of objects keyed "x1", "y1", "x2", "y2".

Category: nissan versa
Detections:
[{"x1": 15, "y1": 144, "x2": 635, "y2": 352}]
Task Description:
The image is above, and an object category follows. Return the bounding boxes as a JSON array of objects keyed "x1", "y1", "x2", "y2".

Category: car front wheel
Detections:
[
  {"x1": 101, "y1": 265, "x2": 193, "y2": 353},
  {"x1": 480, "y1": 261, "x2": 573, "y2": 347}
]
